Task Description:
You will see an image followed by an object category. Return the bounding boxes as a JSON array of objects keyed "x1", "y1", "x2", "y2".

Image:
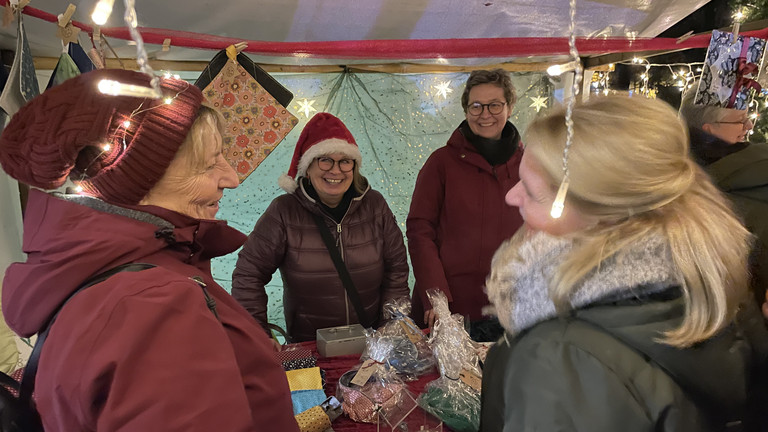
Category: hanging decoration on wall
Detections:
[
  {"x1": 695, "y1": 29, "x2": 766, "y2": 110},
  {"x1": 0, "y1": 2, "x2": 39, "y2": 118},
  {"x1": 296, "y1": 98, "x2": 318, "y2": 118},
  {"x1": 528, "y1": 95, "x2": 548, "y2": 112},
  {"x1": 197, "y1": 43, "x2": 299, "y2": 183},
  {"x1": 433, "y1": 81, "x2": 453, "y2": 99}
]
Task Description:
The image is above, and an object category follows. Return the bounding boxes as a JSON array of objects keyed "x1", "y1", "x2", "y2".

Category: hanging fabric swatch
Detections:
[
  {"x1": 196, "y1": 45, "x2": 298, "y2": 183},
  {"x1": 0, "y1": 9, "x2": 39, "y2": 117}
]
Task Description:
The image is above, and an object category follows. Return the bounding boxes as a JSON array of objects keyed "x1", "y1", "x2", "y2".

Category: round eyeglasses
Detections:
[
  {"x1": 316, "y1": 157, "x2": 355, "y2": 172},
  {"x1": 467, "y1": 101, "x2": 506, "y2": 116}
]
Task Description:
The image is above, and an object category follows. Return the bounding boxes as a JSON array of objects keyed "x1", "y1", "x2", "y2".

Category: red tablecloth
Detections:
[{"x1": 285, "y1": 342, "x2": 450, "y2": 432}]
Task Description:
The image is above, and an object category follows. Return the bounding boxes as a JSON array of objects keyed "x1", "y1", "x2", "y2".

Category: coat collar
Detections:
[{"x1": 485, "y1": 230, "x2": 682, "y2": 337}]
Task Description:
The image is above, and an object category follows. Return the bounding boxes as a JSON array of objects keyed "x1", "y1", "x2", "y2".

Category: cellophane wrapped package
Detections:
[{"x1": 417, "y1": 289, "x2": 482, "y2": 432}]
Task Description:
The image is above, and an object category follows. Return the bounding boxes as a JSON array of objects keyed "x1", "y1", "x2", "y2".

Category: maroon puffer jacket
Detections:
[{"x1": 232, "y1": 180, "x2": 410, "y2": 342}]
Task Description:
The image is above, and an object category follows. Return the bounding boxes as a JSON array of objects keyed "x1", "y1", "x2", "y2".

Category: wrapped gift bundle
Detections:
[{"x1": 695, "y1": 29, "x2": 766, "y2": 110}]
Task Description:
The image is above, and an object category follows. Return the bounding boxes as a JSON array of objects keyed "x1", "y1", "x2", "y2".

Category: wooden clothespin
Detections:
[
  {"x1": 57, "y1": 4, "x2": 76, "y2": 27},
  {"x1": 1, "y1": 0, "x2": 28, "y2": 28},
  {"x1": 56, "y1": 4, "x2": 80, "y2": 44},
  {"x1": 225, "y1": 42, "x2": 248, "y2": 61},
  {"x1": 732, "y1": 22, "x2": 741, "y2": 42},
  {"x1": 93, "y1": 26, "x2": 101, "y2": 42},
  {"x1": 161, "y1": 38, "x2": 171, "y2": 52},
  {"x1": 676, "y1": 30, "x2": 694, "y2": 44}
]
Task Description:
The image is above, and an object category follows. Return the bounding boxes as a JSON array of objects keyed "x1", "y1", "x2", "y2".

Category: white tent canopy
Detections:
[{"x1": 0, "y1": 0, "x2": 711, "y2": 66}]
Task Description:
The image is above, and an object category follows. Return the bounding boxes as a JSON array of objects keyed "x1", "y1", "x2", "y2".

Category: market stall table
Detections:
[{"x1": 284, "y1": 341, "x2": 451, "y2": 432}]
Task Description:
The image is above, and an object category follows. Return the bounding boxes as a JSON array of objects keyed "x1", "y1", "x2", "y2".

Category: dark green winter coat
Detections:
[
  {"x1": 480, "y1": 231, "x2": 768, "y2": 432},
  {"x1": 690, "y1": 128, "x2": 768, "y2": 307}
]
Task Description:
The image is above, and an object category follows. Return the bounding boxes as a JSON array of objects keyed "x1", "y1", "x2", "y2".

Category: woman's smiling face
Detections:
[{"x1": 306, "y1": 152, "x2": 354, "y2": 207}]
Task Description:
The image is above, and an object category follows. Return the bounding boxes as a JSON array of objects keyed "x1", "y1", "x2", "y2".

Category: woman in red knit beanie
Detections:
[{"x1": 0, "y1": 69, "x2": 299, "y2": 432}]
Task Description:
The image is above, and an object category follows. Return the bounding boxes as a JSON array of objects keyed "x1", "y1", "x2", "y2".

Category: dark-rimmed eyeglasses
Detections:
[
  {"x1": 316, "y1": 157, "x2": 355, "y2": 172},
  {"x1": 467, "y1": 101, "x2": 506, "y2": 116},
  {"x1": 715, "y1": 119, "x2": 752, "y2": 127}
]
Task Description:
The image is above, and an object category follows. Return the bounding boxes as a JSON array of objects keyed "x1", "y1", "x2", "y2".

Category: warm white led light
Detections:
[
  {"x1": 102, "y1": 144, "x2": 111, "y2": 151},
  {"x1": 550, "y1": 177, "x2": 570, "y2": 219},
  {"x1": 547, "y1": 61, "x2": 579, "y2": 76},
  {"x1": 164, "y1": 97, "x2": 173, "y2": 104},
  {"x1": 98, "y1": 79, "x2": 162, "y2": 98},
  {"x1": 122, "y1": 120, "x2": 131, "y2": 128},
  {"x1": 91, "y1": 0, "x2": 115, "y2": 25}
]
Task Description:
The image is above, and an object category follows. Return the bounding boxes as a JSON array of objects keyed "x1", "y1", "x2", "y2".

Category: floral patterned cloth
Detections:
[{"x1": 202, "y1": 61, "x2": 298, "y2": 183}]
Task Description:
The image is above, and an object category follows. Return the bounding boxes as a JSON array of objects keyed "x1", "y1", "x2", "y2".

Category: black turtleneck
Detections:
[
  {"x1": 302, "y1": 177, "x2": 357, "y2": 223},
  {"x1": 459, "y1": 120, "x2": 520, "y2": 166}
]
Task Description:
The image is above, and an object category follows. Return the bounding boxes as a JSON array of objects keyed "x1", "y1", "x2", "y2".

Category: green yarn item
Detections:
[{"x1": 416, "y1": 383, "x2": 480, "y2": 432}]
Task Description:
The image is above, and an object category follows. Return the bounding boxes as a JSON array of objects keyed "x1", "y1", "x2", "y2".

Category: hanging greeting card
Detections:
[
  {"x1": 695, "y1": 29, "x2": 766, "y2": 110},
  {"x1": 199, "y1": 46, "x2": 298, "y2": 183}
]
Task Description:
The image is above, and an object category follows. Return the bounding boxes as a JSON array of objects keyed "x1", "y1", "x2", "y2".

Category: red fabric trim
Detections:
[{"x1": 5, "y1": 1, "x2": 768, "y2": 60}]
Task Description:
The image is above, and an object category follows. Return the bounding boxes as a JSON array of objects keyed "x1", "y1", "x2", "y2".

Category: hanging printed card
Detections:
[
  {"x1": 202, "y1": 60, "x2": 298, "y2": 183},
  {"x1": 695, "y1": 29, "x2": 766, "y2": 110}
]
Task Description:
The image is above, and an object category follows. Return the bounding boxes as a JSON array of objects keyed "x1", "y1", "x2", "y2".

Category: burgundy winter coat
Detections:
[
  {"x1": 2, "y1": 190, "x2": 298, "y2": 432},
  {"x1": 232, "y1": 179, "x2": 410, "y2": 342},
  {"x1": 407, "y1": 123, "x2": 523, "y2": 323}
]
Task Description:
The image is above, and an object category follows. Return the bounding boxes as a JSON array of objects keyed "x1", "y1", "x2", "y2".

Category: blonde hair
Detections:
[
  {"x1": 524, "y1": 94, "x2": 751, "y2": 347},
  {"x1": 174, "y1": 104, "x2": 226, "y2": 173}
]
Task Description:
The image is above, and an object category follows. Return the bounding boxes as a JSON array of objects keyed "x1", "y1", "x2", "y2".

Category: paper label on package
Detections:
[
  {"x1": 351, "y1": 359, "x2": 379, "y2": 386},
  {"x1": 459, "y1": 369, "x2": 482, "y2": 392},
  {"x1": 398, "y1": 318, "x2": 423, "y2": 344}
]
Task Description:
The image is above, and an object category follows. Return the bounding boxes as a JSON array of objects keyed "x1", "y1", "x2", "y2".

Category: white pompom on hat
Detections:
[{"x1": 278, "y1": 112, "x2": 362, "y2": 193}]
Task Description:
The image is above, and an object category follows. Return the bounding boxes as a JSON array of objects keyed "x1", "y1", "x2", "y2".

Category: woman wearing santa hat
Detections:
[
  {"x1": 232, "y1": 112, "x2": 410, "y2": 343},
  {"x1": 0, "y1": 69, "x2": 299, "y2": 432}
]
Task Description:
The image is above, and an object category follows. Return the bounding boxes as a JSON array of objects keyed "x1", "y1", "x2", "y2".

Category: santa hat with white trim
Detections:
[{"x1": 278, "y1": 112, "x2": 362, "y2": 193}]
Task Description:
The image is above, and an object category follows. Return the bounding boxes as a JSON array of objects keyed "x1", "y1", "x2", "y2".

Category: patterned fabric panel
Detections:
[{"x1": 202, "y1": 61, "x2": 298, "y2": 183}]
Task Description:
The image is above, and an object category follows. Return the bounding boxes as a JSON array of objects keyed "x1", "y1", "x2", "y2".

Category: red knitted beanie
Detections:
[{"x1": 0, "y1": 69, "x2": 204, "y2": 205}]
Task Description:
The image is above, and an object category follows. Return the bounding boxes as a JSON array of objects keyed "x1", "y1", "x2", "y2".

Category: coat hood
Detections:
[{"x1": 2, "y1": 189, "x2": 246, "y2": 336}]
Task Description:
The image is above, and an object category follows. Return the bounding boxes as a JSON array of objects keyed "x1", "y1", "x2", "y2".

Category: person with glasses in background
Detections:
[
  {"x1": 233, "y1": 113, "x2": 409, "y2": 344},
  {"x1": 407, "y1": 69, "x2": 524, "y2": 341},
  {"x1": 679, "y1": 82, "x2": 768, "y2": 320}
]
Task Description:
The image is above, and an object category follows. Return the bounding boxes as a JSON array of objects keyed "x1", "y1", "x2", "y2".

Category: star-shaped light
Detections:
[
  {"x1": 529, "y1": 96, "x2": 548, "y2": 112},
  {"x1": 433, "y1": 81, "x2": 453, "y2": 99},
  {"x1": 296, "y1": 98, "x2": 317, "y2": 118}
]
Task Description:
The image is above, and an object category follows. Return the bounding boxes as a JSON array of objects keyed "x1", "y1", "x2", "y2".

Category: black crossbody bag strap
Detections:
[
  {"x1": 310, "y1": 212, "x2": 372, "y2": 328},
  {"x1": 18, "y1": 263, "x2": 156, "y2": 404}
]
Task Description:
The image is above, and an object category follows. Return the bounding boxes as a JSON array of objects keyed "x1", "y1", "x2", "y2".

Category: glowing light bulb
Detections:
[
  {"x1": 163, "y1": 72, "x2": 172, "y2": 79},
  {"x1": 122, "y1": 120, "x2": 131, "y2": 128},
  {"x1": 550, "y1": 178, "x2": 570, "y2": 219},
  {"x1": 98, "y1": 79, "x2": 162, "y2": 98},
  {"x1": 547, "y1": 61, "x2": 579, "y2": 76},
  {"x1": 164, "y1": 97, "x2": 173, "y2": 104},
  {"x1": 74, "y1": 185, "x2": 84, "y2": 193},
  {"x1": 91, "y1": 0, "x2": 115, "y2": 25},
  {"x1": 102, "y1": 143, "x2": 111, "y2": 151}
]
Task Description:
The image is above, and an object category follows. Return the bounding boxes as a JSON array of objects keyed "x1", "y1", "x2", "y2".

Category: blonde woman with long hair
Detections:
[{"x1": 480, "y1": 95, "x2": 768, "y2": 431}]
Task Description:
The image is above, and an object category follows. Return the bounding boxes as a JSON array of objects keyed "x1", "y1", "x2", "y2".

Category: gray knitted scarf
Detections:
[{"x1": 485, "y1": 230, "x2": 682, "y2": 337}]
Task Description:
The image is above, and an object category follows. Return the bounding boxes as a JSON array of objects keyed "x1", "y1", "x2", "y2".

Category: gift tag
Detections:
[
  {"x1": 351, "y1": 359, "x2": 379, "y2": 386},
  {"x1": 398, "y1": 317, "x2": 424, "y2": 344},
  {"x1": 56, "y1": 22, "x2": 80, "y2": 44},
  {"x1": 459, "y1": 368, "x2": 482, "y2": 392}
]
